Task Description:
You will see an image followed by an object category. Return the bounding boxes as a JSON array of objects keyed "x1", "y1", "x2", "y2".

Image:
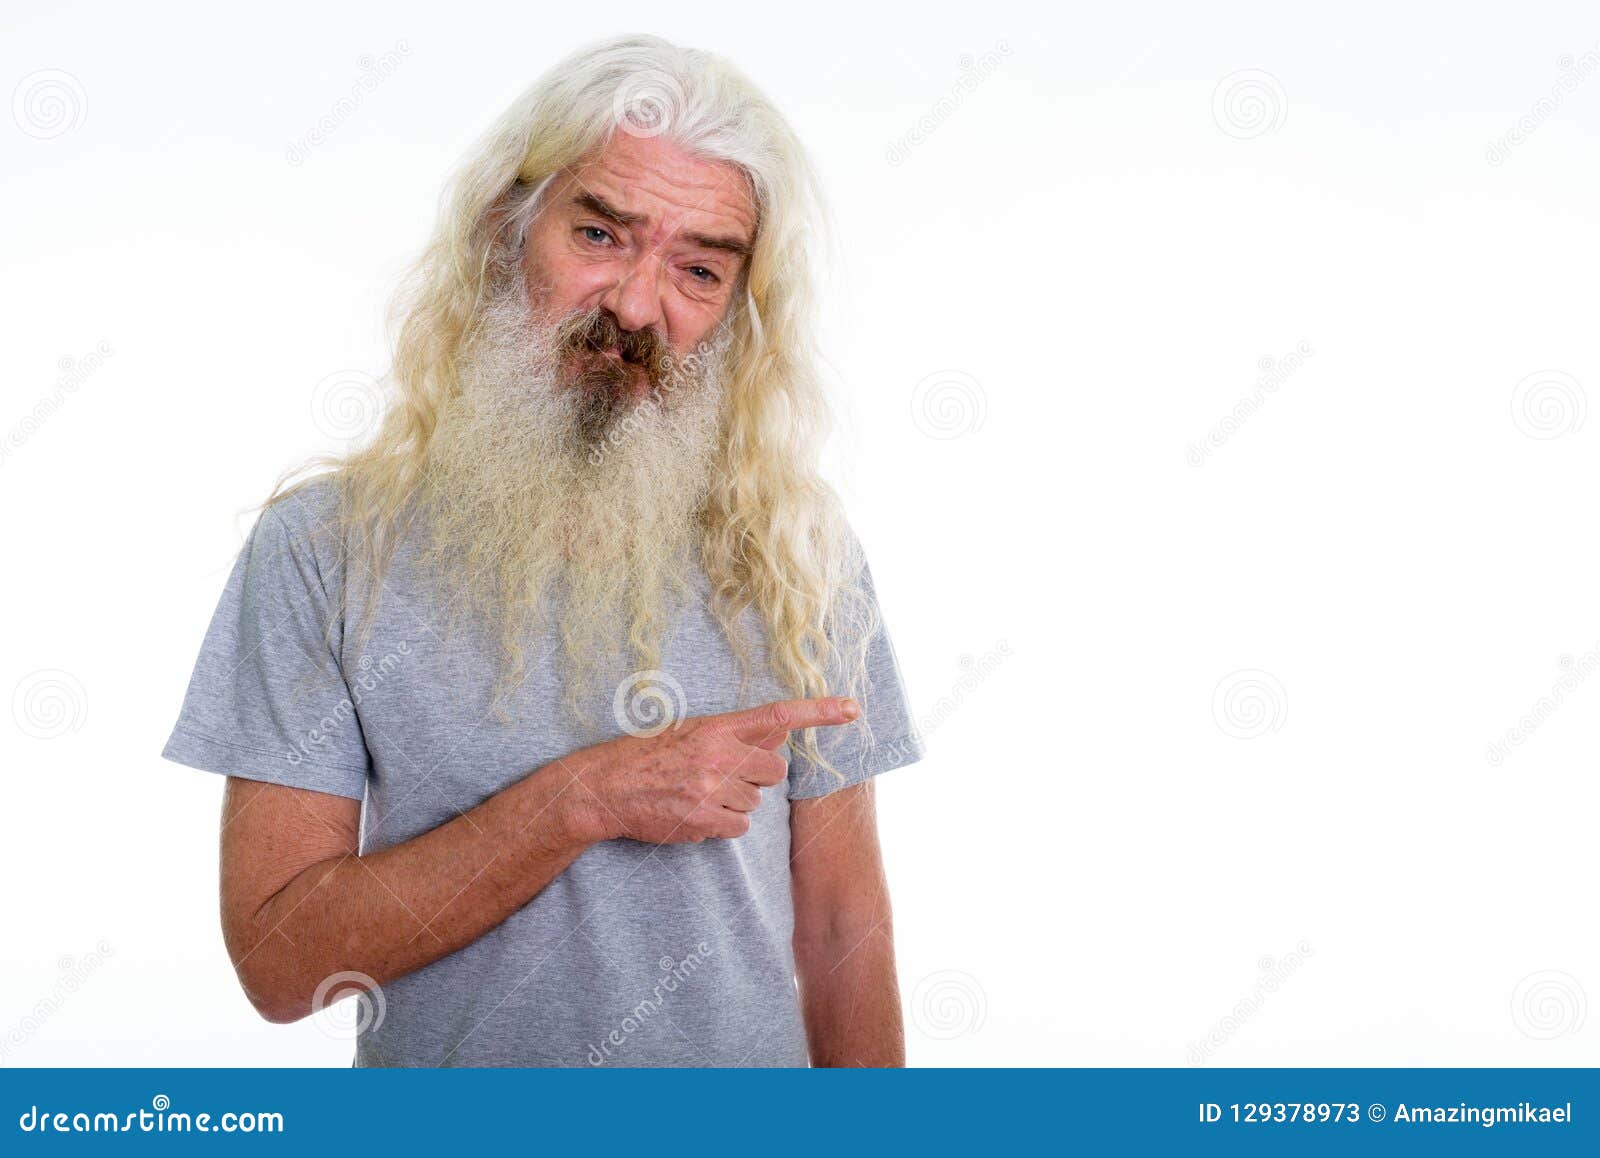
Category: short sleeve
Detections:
[
  {"x1": 160, "y1": 482, "x2": 371, "y2": 801},
  {"x1": 787, "y1": 533, "x2": 925, "y2": 800}
]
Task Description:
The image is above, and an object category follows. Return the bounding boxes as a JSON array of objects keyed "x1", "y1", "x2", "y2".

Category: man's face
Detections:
[{"x1": 523, "y1": 132, "x2": 756, "y2": 404}]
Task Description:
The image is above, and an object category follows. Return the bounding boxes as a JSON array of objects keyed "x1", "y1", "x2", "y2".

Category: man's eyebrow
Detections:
[
  {"x1": 572, "y1": 191, "x2": 642, "y2": 228},
  {"x1": 572, "y1": 191, "x2": 752, "y2": 259},
  {"x1": 683, "y1": 230, "x2": 752, "y2": 259}
]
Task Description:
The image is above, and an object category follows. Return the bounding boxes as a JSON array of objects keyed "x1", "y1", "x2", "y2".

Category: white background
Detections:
[{"x1": 2, "y1": 0, "x2": 1597, "y2": 1067}]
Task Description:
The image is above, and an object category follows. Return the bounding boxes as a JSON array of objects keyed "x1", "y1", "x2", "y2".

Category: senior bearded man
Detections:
[{"x1": 162, "y1": 34, "x2": 925, "y2": 1067}]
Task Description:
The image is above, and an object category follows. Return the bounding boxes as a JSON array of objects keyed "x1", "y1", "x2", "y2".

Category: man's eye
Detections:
[
  {"x1": 687, "y1": 266, "x2": 718, "y2": 283},
  {"x1": 580, "y1": 226, "x2": 613, "y2": 245}
]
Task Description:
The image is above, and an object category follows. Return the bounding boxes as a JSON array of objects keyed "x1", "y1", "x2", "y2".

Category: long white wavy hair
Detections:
[{"x1": 270, "y1": 34, "x2": 876, "y2": 772}]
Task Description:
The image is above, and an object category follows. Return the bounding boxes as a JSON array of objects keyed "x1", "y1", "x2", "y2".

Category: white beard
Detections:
[{"x1": 417, "y1": 283, "x2": 732, "y2": 714}]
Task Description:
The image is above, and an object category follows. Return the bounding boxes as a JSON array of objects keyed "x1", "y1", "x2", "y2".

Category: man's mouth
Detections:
[{"x1": 584, "y1": 345, "x2": 628, "y2": 366}]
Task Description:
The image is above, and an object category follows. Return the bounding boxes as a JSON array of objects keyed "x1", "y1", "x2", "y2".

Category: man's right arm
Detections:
[
  {"x1": 220, "y1": 696, "x2": 856, "y2": 1023},
  {"x1": 220, "y1": 758, "x2": 591, "y2": 1023}
]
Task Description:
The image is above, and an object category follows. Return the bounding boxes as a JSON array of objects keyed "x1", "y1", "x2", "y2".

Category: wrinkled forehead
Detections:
[{"x1": 551, "y1": 132, "x2": 757, "y2": 253}]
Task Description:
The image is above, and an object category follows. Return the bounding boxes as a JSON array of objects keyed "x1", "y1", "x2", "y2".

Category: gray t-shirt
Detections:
[{"x1": 161, "y1": 476, "x2": 924, "y2": 1066}]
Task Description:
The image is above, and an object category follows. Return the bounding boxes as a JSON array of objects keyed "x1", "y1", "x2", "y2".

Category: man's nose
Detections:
[{"x1": 600, "y1": 256, "x2": 665, "y2": 337}]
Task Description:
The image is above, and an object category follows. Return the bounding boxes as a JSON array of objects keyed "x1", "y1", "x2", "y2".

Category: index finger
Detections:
[{"x1": 711, "y1": 697, "x2": 861, "y2": 746}]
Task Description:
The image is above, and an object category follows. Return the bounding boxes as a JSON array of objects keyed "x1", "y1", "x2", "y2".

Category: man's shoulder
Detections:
[
  {"x1": 250, "y1": 472, "x2": 349, "y2": 577},
  {"x1": 259, "y1": 472, "x2": 343, "y2": 536}
]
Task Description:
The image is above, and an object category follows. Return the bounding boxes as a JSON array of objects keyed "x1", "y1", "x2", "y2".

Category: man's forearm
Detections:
[
  {"x1": 794, "y1": 912, "x2": 906, "y2": 1066},
  {"x1": 226, "y1": 757, "x2": 594, "y2": 1022}
]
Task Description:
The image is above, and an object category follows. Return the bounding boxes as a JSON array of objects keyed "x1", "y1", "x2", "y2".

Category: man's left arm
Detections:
[{"x1": 790, "y1": 780, "x2": 905, "y2": 1067}]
